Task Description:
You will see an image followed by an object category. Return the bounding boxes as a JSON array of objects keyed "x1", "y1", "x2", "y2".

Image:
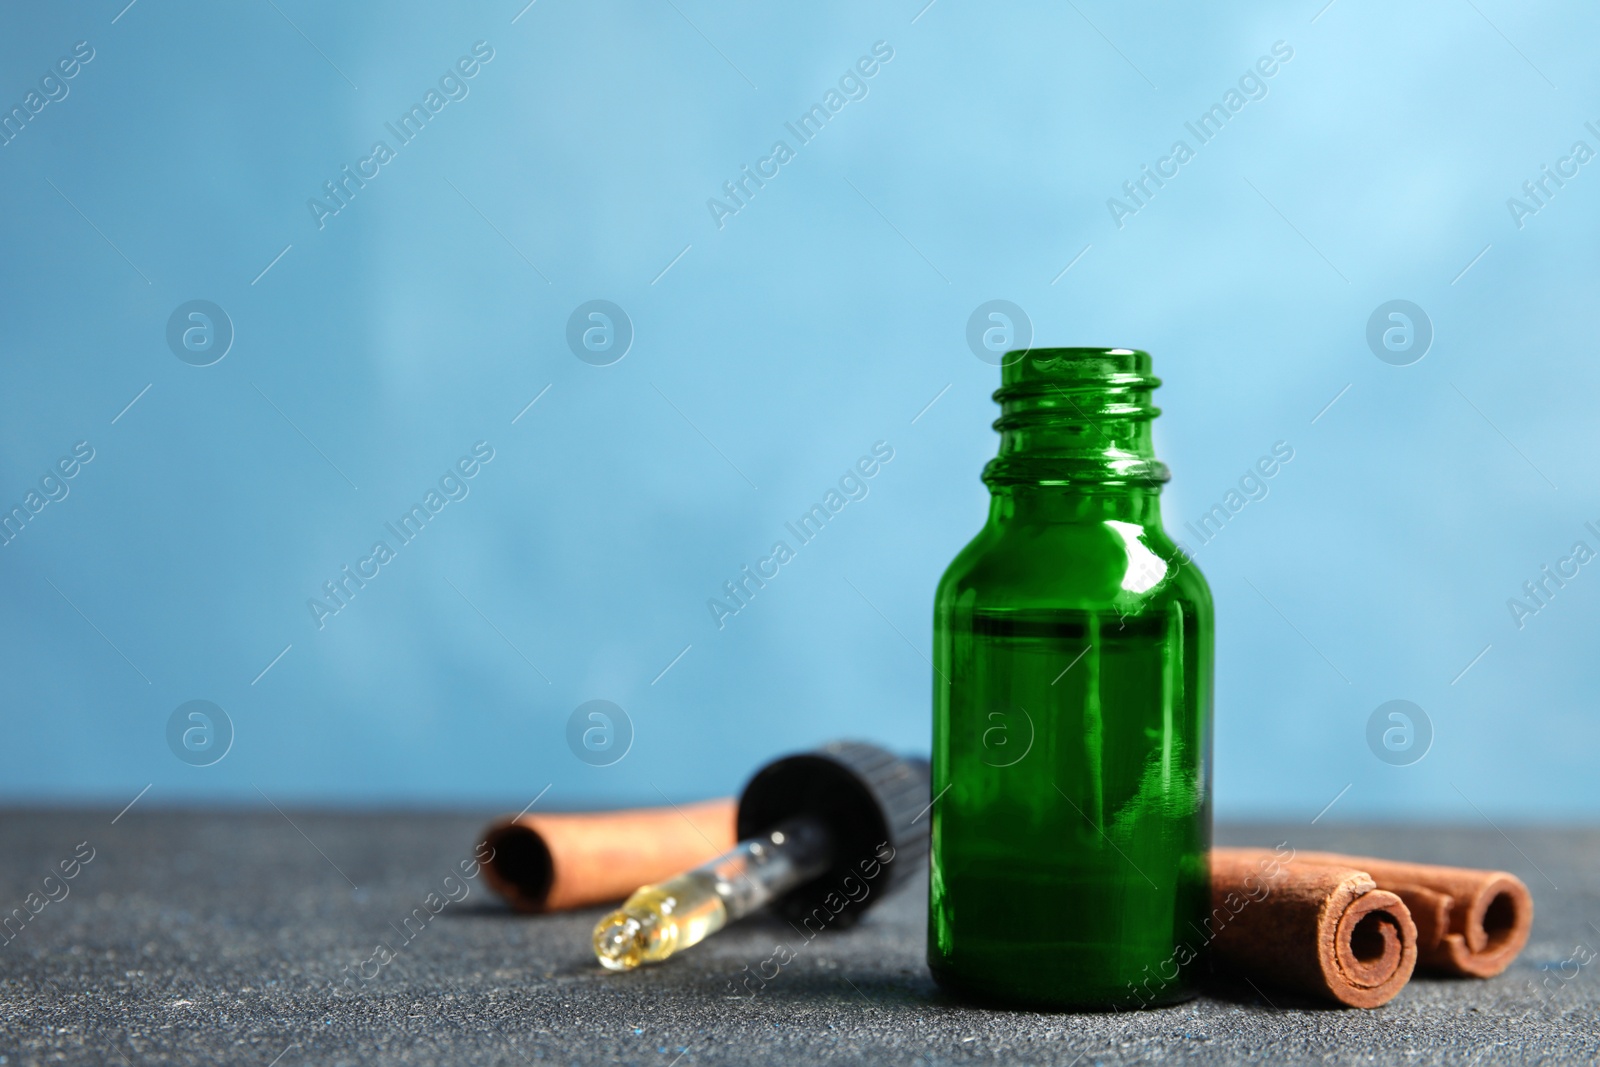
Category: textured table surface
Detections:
[{"x1": 1, "y1": 810, "x2": 1595, "y2": 1066}]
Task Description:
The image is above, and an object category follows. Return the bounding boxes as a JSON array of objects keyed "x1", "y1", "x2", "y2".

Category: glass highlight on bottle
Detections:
[{"x1": 929, "y1": 348, "x2": 1213, "y2": 1009}]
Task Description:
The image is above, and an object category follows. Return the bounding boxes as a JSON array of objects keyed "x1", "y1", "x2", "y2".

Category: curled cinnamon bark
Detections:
[
  {"x1": 1290, "y1": 851, "x2": 1532, "y2": 978},
  {"x1": 480, "y1": 799, "x2": 737, "y2": 912},
  {"x1": 1210, "y1": 847, "x2": 1418, "y2": 1008}
]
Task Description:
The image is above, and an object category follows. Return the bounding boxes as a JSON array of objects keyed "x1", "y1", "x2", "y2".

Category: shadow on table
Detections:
[{"x1": 436, "y1": 900, "x2": 1346, "y2": 1014}]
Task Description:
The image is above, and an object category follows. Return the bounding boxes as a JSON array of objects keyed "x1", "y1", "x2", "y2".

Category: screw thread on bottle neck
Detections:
[{"x1": 983, "y1": 347, "x2": 1169, "y2": 489}]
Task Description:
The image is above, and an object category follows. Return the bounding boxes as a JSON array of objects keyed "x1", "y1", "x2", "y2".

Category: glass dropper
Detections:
[{"x1": 593, "y1": 816, "x2": 832, "y2": 971}]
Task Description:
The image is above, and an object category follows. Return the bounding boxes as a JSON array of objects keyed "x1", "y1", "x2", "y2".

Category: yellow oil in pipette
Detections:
[{"x1": 593, "y1": 819, "x2": 831, "y2": 971}]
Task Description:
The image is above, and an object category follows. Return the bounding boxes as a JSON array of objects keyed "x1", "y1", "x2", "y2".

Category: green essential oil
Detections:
[{"x1": 929, "y1": 348, "x2": 1213, "y2": 1009}]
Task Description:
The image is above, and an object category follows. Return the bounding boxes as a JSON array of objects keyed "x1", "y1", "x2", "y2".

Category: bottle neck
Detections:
[
  {"x1": 988, "y1": 484, "x2": 1164, "y2": 526},
  {"x1": 982, "y1": 348, "x2": 1169, "y2": 493}
]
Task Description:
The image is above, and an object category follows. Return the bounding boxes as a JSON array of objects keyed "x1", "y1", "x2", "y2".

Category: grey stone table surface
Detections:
[{"x1": 1, "y1": 809, "x2": 1596, "y2": 1066}]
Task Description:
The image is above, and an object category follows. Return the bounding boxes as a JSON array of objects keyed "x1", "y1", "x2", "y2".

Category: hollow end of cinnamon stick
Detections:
[
  {"x1": 1210, "y1": 848, "x2": 1418, "y2": 1009},
  {"x1": 1292, "y1": 851, "x2": 1533, "y2": 978},
  {"x1": 1328, "y1": 886, "x2": 1416, "y2": 1005},
  {"x1": 480, "y1": 798, "x2": 737, "y2": 913},
  {"x1": 1437, "y1": 870, "x2": 1533, "y2": 977}
]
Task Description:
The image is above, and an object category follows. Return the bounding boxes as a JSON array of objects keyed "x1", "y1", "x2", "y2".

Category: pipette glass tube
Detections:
[{"x1": 593, "y1": 816, "x2": 833, "y2": 971}]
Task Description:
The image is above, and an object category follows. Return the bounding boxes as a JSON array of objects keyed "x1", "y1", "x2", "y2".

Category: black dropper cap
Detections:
[{"x1": 735, "y1": 740, "x2": 929, "y2": 929}]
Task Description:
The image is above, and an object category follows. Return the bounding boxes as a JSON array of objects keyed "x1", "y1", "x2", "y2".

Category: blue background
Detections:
[{"x1": 2, "y1": 0, "x2": 1595, "y2": 821}]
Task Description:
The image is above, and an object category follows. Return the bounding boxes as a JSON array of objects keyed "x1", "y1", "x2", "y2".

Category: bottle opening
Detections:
[{"x1": 1000, "y1": 346, "x2": 1156, "y2": 387}]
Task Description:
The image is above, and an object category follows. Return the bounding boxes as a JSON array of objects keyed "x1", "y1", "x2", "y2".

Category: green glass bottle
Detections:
[{"x1": 928, "y1": 347, "x2": 1213, "y2": 1009}]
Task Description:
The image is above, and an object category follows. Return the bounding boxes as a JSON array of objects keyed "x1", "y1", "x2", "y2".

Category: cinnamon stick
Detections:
[
  {"x1": 1289, "y1": 851, "x2": 1533, "y2": 977},
  {"x1": 1210, "y1": 847, "x2": 1418, "y2": 1008},
  {"x1": 480, "y1": 799, "x2": 737, "y2": 912}
]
